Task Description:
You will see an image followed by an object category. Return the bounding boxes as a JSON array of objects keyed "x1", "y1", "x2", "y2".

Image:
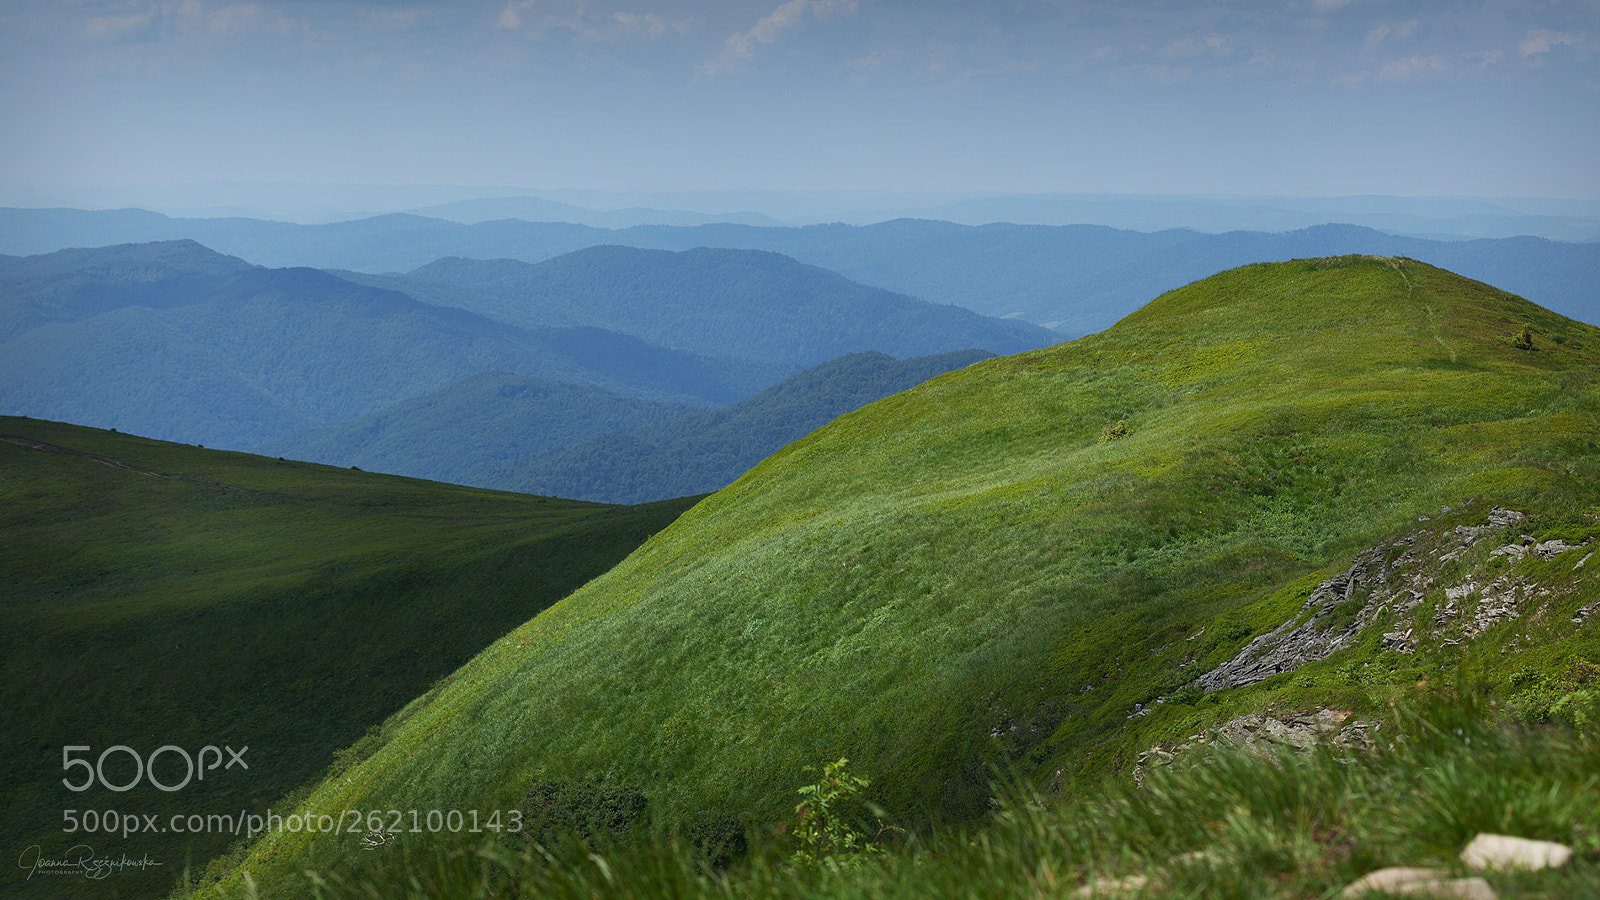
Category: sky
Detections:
[{"x1": 1, "y1": 0, "x2": 1597, "y2": 201}]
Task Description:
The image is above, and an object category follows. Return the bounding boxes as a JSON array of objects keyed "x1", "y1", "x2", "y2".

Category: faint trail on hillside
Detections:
[
  {"x1": 0, "y1": 434, "x2": 263, "y2": 494},
  {"x1": 1389, "y1": 257, "x2": 1457, "y2": 363}
]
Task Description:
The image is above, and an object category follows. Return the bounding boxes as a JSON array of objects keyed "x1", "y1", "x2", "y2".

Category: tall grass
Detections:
[{"x1": 244, "y1": 694, "x2": 1599, "y2": 900}]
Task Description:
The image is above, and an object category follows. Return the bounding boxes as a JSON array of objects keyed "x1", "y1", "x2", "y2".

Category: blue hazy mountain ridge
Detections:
[
  {"x1": 405, "y1": 196, "x2": 788, "y2": 228},
  {"x1": 257, "y1": 350, "x2": 994, "y2": 504},
  {"x1": 351, "y1": 246, "x2": 1058, "y2": 370},
  {"x1": 500, "y1": 349, "x2": 997, "y2": 504},
  {"x1": 253, "y1": 371, "x2": 702, "y2": 485},
  {"x1": 884, "y1": 193, "x2": 1600, "y2": 241},
  {"x1": 0, "y1": 242, "x2": 778, "y2": 450},
  {"x1": 0, "y1": 208, "x2": 1592, "y2": 336}
]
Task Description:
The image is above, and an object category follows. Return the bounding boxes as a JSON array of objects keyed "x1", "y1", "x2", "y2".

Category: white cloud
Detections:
[
  {"x1": 699, "y1": 0, "x2": 858, "y2": 76},
  {"x1": 1363, "y1": 19, "x2": 1418, "y2": 58},
  {"x1": 1161, "y1": 34, "x2": 1232, "y2": 59},
  {"x1": 85, "y1": 9, "x2": 157, "y2": 40},
  {"x1": 202, "y1": 3, "x2": 298, "y2": 39},
  {"x1": 1376, "y1": 54, "x2": 1446, "y2": 83},
  {"x1": 83, "y1": 2, "x2": 304, "y2": 45},
  {"x1": 612, "y1": 11, "x2": 692, "y2": 40},
  {"x1": 845, "y1": 48, "x2": 897, "y2": 71},
  {"x1": 1518, "y1": 28, "x2": 1587, "y2": 60},
  {"x1": 497, "y1": 1, "x2": 531, "y2": 32},
  {"x1": 359, "y1": 6, "x2": 425, "y2": 33}
]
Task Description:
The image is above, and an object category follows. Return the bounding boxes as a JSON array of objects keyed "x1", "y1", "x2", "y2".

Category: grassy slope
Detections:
[
  {"x1": 203, "y1": 257, "x2": 1600, "y2": 896},
  {"x1": 0, "y1": 417, "x2": 698, "y2": 899}
]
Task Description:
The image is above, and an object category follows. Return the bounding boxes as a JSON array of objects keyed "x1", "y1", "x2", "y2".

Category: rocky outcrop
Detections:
[
  {"x1": 1134, "y1": 708, "x2": 1377, "y2": 786},
  {"x1": 1190, "y1": 505, "x2": 1591, "y2": 694},
  {"x1": 1195, "y1": 536, "x2": 1421, "y2": 692}
]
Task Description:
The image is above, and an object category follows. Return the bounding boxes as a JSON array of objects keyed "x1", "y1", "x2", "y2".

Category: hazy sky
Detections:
[{"x1": 2, "y1": 0, "x2": 1597, "y2": 198}]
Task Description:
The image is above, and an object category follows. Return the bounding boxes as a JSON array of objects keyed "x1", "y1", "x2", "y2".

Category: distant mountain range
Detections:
[
  {"x1": 404, "y1": 196, "x2": 787, "y2": 228},
  {"x1": 261, "y1": 350, "x2": 995, "y2": 504},
  {"x1": 1, "y1": 208, "x2": 1593, "y2": 335},
  {"x1": 0, "y1": 241, "x2": 771, "y2": 448},
  {"x1": 346, "y1": 246, "x2": 1055, "y2": 370},
  {"x1": 254, "y1": 371, "x2": 700, "y2": 487},
  {"x1": 0, "y1": 240, "x2": 1054, "y2": 453}
]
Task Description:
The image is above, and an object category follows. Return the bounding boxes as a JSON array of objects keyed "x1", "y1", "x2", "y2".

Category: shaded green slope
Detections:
[
  {"x1": 208, "y1": 257, "x2": 1600, "y2": 897},
  {"x1": 0, "y1": 417, "x2": 699, "y2": 899}
]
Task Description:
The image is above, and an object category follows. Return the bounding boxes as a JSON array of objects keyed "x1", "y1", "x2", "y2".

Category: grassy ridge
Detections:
[
  {"x1": 0, "y1": 417, "x2": 698, "y2": 899},
  {"x1": 198, "y1": 257, "x2": 1600, "y2": 897}
]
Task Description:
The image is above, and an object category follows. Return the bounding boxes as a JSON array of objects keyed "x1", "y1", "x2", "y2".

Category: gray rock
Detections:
[
  {"x1": 1535, "y1": 539, "x2": 1581, "y2": 559},
  {"x1": 1488, "y1": 507, "x2": 1526, "y2": 526}
]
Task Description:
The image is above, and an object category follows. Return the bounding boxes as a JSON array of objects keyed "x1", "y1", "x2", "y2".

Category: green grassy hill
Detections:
[
  {"x1": 0, "y1": 417, "x2": 699, "y2": 899},
  {"x1": 192, "y1": 257, "x2": 1599, "y2": 898}
]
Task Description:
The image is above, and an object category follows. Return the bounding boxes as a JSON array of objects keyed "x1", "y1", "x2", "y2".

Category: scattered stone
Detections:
[
  {"x1": 1488, "y1": 507, "x2": 1526, "y2": 526},
  {"x1": 1489, "y1": 544, "x2": 1525, "y2": 559},
  {"x1": 1072, "y1": 874, "x2": 1148, "y2": 897},
  {"x1": 1340, "y1": 868, "x2": 1495, "y2": 899},
  {"x1": 1535, "y1": 539, "x2": 1581, "y2": 559},
  {"x1": 1214, "y1": 708, "x2": 1360, "y2": 750},
  {"x1": 1577, "y1": 551, "x2": 1593, "y2": 570},
  {"x1": 1134, "y1": 708, "x2": 1375, "y2": 784},
  {"x1": 1460, "y1": 833, "x2": 1573, "y2": 871},
  {"x1": 1383, "y1": 625, "x2": 1416, "y2": 652}
]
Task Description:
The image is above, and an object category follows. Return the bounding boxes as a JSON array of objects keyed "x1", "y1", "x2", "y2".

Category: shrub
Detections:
[
  {"x1": 1100, "y1": 420, "x2": 1131, "y2": 442},
  {"x1": 789, "y1": 758, "x2": 895, "y2": 868}
]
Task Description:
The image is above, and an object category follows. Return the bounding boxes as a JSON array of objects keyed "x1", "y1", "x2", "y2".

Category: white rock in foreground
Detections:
[
  {"x1": 1340, "y1": 867, "x2": 1496, "y2": 899},
  {"x1": 1460, "y1": 833, "x2": 1573, "y2": 871}
]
